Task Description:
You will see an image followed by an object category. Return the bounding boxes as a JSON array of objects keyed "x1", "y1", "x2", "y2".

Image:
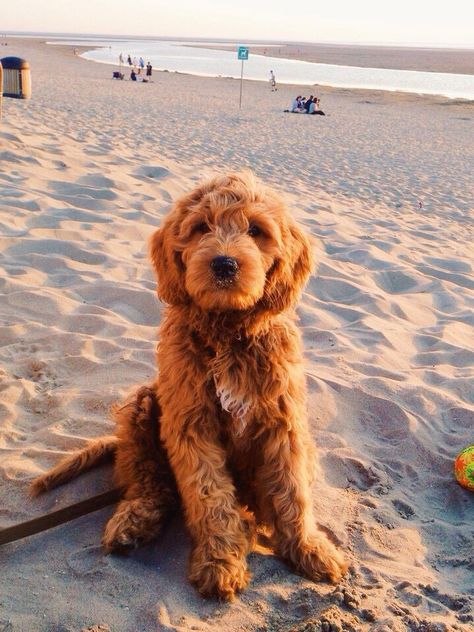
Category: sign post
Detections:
[{"x1": 237, "y1": 46, "x2": 249, "y2": 109}]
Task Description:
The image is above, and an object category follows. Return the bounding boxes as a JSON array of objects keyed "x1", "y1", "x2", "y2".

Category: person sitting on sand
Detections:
[
  {"x1": 304, "y1": 96, "x2": 313, "y2": 113},
  {"x1": 308, "y1": 97, "x2": 325, "y2": 115},
  {"x1": 290, "y1": 96, "x2": 304, "y2": 112},
  {"x1": 130, "y1": 69, "x2": 137, "y2": 81}
]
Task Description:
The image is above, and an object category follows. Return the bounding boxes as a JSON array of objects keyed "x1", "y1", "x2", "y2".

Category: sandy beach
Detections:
[{"x1": 0, "y1": 38, "x2": 473, "y2": 632}]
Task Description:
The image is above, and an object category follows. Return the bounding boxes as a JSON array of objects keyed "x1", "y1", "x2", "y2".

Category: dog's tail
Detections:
[{"x1": 30, "y1": 435, "x2": 119, "y2": 497}]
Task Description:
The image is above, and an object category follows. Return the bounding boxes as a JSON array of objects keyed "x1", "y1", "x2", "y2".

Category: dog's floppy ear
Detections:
[
  {"x1": 261, "y1": 221, "x2": 314, "y2": 313},
  {"x1": 149, "y1": 214, "x2": 188, "y2": 305},
  {"x1": 149, "y1": 180, "x2": 215, "y2": 305}
]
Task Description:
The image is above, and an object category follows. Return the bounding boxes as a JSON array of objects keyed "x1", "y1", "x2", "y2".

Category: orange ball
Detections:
[{"x1": 454, "y1": 445, "x2": 474, "y2": 491}]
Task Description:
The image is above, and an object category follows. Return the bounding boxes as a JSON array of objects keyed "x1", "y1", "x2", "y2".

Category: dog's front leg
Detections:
[
  {"x1": 161, "y1": 412, "x2": 252, "y2": 600},
  {"x1": 258, "y1": 422, "x2": 348, "y2": 584}
]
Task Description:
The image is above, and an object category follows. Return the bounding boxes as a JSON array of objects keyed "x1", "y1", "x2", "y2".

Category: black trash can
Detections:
[{"x1": 1, "y1": 57, "x2": 31, "y2": 99}]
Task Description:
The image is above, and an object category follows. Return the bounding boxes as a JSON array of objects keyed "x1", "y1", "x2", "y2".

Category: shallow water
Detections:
[{"x1": 53, "y1": 38, "x2": 474, "y2": 100}]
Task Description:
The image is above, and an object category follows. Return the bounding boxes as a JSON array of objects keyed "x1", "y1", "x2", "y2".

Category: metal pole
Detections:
[{"x1": 239, "y1": 59, "x2": 244, "y2": 109}]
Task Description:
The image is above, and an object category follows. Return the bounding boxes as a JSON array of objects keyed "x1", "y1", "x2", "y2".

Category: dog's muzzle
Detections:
[{"x1": 211, "y1": 256, "x2": 239, "y2": 282}]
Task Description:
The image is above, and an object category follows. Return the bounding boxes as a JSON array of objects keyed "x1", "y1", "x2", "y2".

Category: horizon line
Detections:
[{"x1": 2, "y1": 30, "x2": 474, "y2": 51}]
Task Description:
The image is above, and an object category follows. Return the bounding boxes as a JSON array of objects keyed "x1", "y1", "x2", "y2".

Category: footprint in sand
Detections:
[
  {"x1": 375, "y1": 269, "x2": 431, "y2": 294},
  {"x1": 132, "y1": 165, "x2": 170, "y2": 180},
  {"x1": 0, "y1": 150, "x2": 41, "y2": 165},
  {"x1": 425, "y1": 257, "x2": 472, "y2": 274},
  {"x1": 313, "y1": 277, "x2": 365, "y2": 305},
  {"x1": 0, "y1": 131, "x2": 24, "y2": 143},
  {"x1": 395, "y1": 582, "x2": 473, "y2": 624},
  {"x1": 324, "y1": 452, "x2": 392, "y2": 493},
  {"x1": 416, "y1": 264, "x2": 474, "y2": 290},
  {"x1": 77, "y1": 174, "x2": 119, "y2": 190},
  {"x1": 67, "y1": 545, "x2": 107, "y2": 576},
  {"x1": 392, "y1": 499, "x2": 416, "y2": 520},
  {"x1": 443, "y1": 407, "x2": 474, "y2": 429},
  {"x1": 48, "y1": 180, "x2": 118, "y2": 201},
  {"x1": 6, "y1": 238, "x2": 107, "y2": 266},
  {"x1": 39, "y1": 143, "x2": 64, "y2": 155},
  {"x1": 74, "y1": 284, "x2": 160, "y2": 326}
]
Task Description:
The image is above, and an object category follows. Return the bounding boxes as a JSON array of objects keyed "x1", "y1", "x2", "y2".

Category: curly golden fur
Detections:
[{"x1": 32, "y1": 171, "x2": 347, "y2": 600}]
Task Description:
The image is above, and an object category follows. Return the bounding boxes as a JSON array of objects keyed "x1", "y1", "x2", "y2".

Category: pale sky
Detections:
[{"x1": 2, "y1": 0, "x2": 474, "y2": 47}]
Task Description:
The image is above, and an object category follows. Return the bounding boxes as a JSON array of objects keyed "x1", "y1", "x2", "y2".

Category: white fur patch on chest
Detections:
[{"x1": 214, "y1": 382, "x2": 251, "y2": 436}]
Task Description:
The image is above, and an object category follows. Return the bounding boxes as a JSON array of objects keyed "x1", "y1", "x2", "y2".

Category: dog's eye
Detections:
[
  {"x1": 193, "y1": 222, "x2": 211, "y2": 235},
  {"x1": 248, "y1": 224, "x2": 262, "y2": 237}
]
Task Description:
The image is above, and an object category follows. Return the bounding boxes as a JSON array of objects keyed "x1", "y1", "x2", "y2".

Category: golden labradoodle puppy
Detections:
[{"x1": 32, "y1": 171, "x2": 347, "y2": 600}]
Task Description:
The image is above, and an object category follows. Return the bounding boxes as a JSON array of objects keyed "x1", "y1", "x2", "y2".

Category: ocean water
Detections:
[{"x1": 51, "y1": 38, "x2": 474, "y2": 100}]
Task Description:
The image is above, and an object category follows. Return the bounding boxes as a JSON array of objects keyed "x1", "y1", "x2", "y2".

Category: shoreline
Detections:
[{"x1": 80, "y1": 51, "x2": 474, "y2": 102}]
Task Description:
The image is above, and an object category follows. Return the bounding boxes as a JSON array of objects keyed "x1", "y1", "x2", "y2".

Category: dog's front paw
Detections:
[
  {"x1": 286, "y1": 534, "x2": 348, "y2": 584},
  {"x1": 189, "y1": 550, "x2": 250, "y2": 601}
]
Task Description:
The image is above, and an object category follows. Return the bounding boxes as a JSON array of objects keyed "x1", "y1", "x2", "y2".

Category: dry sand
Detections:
[{"x1": 0, "y1": 38, "x2": 473, "y2": 632}]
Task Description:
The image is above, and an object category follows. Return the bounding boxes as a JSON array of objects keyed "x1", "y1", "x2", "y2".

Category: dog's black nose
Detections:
[{"x1": 211, "y1": 256, "x2": 239, "y2": 279}]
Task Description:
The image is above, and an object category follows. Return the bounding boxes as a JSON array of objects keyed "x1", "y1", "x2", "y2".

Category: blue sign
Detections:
[{"x1": 237, "y1": 46, "x2": 249, "y2": 61}]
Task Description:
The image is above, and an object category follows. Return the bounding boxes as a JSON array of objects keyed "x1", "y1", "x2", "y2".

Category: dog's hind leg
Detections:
[{"x1": 102, "y1": 386, "x2": 178, "y2": 552}]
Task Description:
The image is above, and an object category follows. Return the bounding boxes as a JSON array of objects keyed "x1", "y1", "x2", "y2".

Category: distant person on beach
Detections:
[
  {"x1": 309, "y1": 97, "x2": 325, "y2": 115},
  {"x1": 139, "y1": 57, "x2": 145, "y2": 70},
  {"x1": 304, "y1": 95, "x2": 313, "y2": 112},
  {"x1": 133, "y1": 57, "x2": 138, "y2": 68},
  {"x1": 130, "y1": 69, "x2": 137, "y2": 81},
  {"x1": 146, "y1": 62, "x2": 153, "y2": 78},
  {"x1": 127, "y1": 54, "x2": 132, "y2": 66},
  {"x1": 119, "y1": 52, "x2": 124, "y2": 66},
  {"x1": 289, "y1": 96, "x2": 304, "y2": 112},
  {"x1": 270, "y1": 69, "x2": 277, "y2": 91}
]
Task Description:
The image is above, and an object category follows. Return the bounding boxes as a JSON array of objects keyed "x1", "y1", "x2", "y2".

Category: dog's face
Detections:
[{"x1": 150, "y1": 172, "x2": 314, "y2": 313}]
